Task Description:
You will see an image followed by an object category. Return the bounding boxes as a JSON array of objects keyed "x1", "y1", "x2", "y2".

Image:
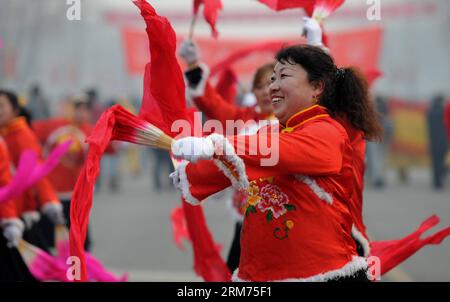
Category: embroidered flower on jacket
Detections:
[{"x1": 257, "y1": 184, "x2": 290, "y2": 219}]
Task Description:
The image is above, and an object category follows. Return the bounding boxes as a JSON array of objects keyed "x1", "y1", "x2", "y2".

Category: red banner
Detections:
[{"x1": 122, "y1": 26, "x2": 383, "y2": 84}]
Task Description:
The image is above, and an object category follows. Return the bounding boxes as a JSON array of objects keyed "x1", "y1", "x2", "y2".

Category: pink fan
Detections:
[
  {"x1": 17, "y1": 240, "x2": 68, "y2": 281},
  {"x1": 312, "y1": 0, "x2": 345, "y2": 22},
  {"x1": 55, "y1": 225, "x2": 128, "y2": 282},
  {"x1": 0, "y1": 141, "x2": 71, "y2": 205},
  {"x1": 257, "y1": 0, "x2": 315, "y2": 12}
]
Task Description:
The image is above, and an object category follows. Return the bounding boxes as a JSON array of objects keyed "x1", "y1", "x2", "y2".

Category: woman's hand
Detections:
[
  {"x1": 171, "y1": 136, "x2": 215, "y2": 163},
  {"x1": 1, "y1": 219, "x2": 24, "y2": 248},
  {"x1": 42, "y1": 202, "x2": 66, "y2": 226},
  {"x1": 303, "y1": 17, "x2": 323, "y2": 47},
  {"x1": 178, "y1": 39, "x2": 200, "y2": 68}
]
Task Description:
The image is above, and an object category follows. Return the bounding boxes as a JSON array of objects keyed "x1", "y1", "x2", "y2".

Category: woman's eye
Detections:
[{"x1": 280, "y1": 74, "x2": 288, "y2": 78}]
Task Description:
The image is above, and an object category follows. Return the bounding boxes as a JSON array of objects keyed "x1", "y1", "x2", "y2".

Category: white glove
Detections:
[
  {"x1": 303, "y1": 17, "x2": 323, "y2": 47},
  {"x1": 2, "y1": 219, "x2": 24, "y2": 248},
  {"x1": 178, "y1": 39, "x2": 199, "y2": 66},
  {"x1": 21, "y1": 211, "x2": 41, "y2": 230},
  {"x1": 42, "y1": 202, "x2": 66, "y2": 226},
  {"x1": 171, "y1": 137, "x2": 215, "y2": 163},
  {"x1": 169, "y1": 170, "x2": 181, "y2": 190}
]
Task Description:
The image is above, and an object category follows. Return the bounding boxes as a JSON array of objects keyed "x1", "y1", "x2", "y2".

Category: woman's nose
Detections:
[{"x1": 269, "y1": 81, "x2": 279, "y2": 93}]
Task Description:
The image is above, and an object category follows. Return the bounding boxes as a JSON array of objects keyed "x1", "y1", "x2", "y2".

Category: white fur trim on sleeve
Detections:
[
  {"x1": 351, "y1": 224, "x2": 371, "y2": 257},
  {"x1": 208, "y1": 133, "x2": 249, "y2": 191},
  {"x1": 177, "y1": 160, "x2": 202, "y2": 206},
  {"x1": 295, "y1": 174, "x2": 333, "y2": 204},
  {"x1": 232, "y1": 256, "x2": 368, "y2": 282},
  {"x1": 185, "y1": 63, "x2": 210, "y2": 99}
]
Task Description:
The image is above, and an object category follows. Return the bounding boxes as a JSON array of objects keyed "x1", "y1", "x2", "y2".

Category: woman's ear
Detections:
[{"x1": 312, "y1": 80, "x2": 325, "y2": 96}]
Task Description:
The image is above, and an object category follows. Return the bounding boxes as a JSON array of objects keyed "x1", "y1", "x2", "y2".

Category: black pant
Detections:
[
  {"x1": 328, "y1": 268, "x2": 370, "y2": 282},
  {"x1": 226, "y1": 222, "x2": 242, "y2": 273},
  {"x1": 0, "y1": 232, "x2": 37, "y2": 282},
  {"x1": 61, "y1": 199, "x2": 92, "y2": 251},
  {"x1": 22, "y1": 220, "x2": 52, "y2": 253},
  {"x1": 37, "y1": 199, "x2": 92, "y2": 251}
]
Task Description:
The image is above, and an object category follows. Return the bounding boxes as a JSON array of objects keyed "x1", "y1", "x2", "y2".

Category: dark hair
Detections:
[
  {"x1": 252, "y1": 62, "x2": 276, "y2": 90},
  {"x1": 275, "y1": 45, "x2": 382, "y2": 141},
  {"x1": 0, "y1": 89, "x2": 33, "y2": 125}
]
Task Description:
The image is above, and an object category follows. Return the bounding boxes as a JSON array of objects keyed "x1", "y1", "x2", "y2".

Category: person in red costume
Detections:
[
  {"x1": 179, "y1": 41, "x2": 275, "y2": 128},
  {"x1": 179, "y1": 39, "x2": 277, "y2": 273},
  {"x1": 0, "y1": 90, "x2": 65, "y2": 252},
  {"x1": 301, "y1": 19, "x2": 450, "y2": 271},
  {"x1": 32, "y1": 95, "x2": 93, "y2": 250},
  {"x1": 170, "y1": 44, "x2": 382, "y2": 282},
  {"x1": 0, "y1": 137, "x2": 36, "y2": 281}
]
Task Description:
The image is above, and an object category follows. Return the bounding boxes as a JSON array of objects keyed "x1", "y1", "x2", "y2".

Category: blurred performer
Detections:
[
  {"x1": 365, "y1": 96, "x2": 393, "y2": 189},
  {"x1": 445, "y1": 99, "x2": 450, "y2": 142},
  {"x1": 98, "y1": 100, "x2": 122, "y2": 193},
  {"x1": 151, "y1": 148, "x2": 173, "y2": 192},
  {"x1": 179, "y1": 39, "x2": 276, "y2": 272},
  {"x1": 0, "y1": 137, "x2": 36, "y2": 281},
  {"x1": 0, "y1": 90, "x2": 65, "y2": 252},
  {"x1": 32, "y1": 95, "x2": 93, "y2": 250},
  {"x1": 426, "y1": 95, "x2": 448, "y2": 189},
  {"x1": 26, "y1": 84, "x2": 51, "y2": 120}
]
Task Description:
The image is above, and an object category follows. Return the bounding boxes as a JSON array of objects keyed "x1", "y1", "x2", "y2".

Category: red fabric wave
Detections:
[{"x1": 370, "y1": 215, "x2": 450, "y2": 276}]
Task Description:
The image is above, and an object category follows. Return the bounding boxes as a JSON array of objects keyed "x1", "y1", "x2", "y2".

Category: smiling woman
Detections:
[
  {"x1": 272, "y1": 45, "x2": 382, "y2": 140},
  {"x1": 169, "y1": 44, "x2": 383, "y2": 282},
  {"x1": 269, "y1": 61, "x2": 321, "y2": 125}
]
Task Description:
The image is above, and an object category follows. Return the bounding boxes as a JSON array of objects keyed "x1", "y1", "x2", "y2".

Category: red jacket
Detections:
[
  {"x1": 0, "y1": 137, "x2": 19, "y2": 220},
  {"x1": 32, "y1": 118, "x2": 92, "y2": 198},
  {"x1": 0, "y1": 117, "x2": 59, "y2": 209},
  {"x1": 178, "y1": 105, "x2": 366, "y2": 281},
  {"x1": 336, "y1": 117, "x2": 369, "y2": 256}
]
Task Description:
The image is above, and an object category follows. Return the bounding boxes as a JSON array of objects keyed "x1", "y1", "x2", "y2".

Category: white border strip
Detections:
[
  {"x1": 351, "y1": 224, "x2": 371, "y2": 257},
  {"x1": 295, "y1": 174, "x2": 333, "y2": 204},
  {"x1": 232, "y1": 256, "x2": 368, "y2": 282},
  {"x1": 177, "y1": 160, "x2": 201, "y2": 206}
]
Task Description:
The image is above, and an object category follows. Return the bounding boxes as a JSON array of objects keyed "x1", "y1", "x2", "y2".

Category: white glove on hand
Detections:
[
  {"x1": 178, "y1": 39, "x2": 199, "y2": 66},
  {"x1": 303, "y1": 17, "x2": 323, "y2": 47},
  {"x1": 21, "y1": 211, "x2": 41, "y2": 230},
  {"x1": 42, "y1": 202, "x2": 66, "y2": 226},
  {"x1": 2, "y1": 219, "x2": 24, "y2": 248},
  {"x1": 169, "y1": 170, "x2": 181, "y2": 190},
  {"x1": 171, "y1": 137, "x2": 215, "y2": 163}
]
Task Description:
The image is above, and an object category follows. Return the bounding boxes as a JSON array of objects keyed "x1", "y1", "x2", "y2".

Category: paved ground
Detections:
[{"x1": 89, "y1": 154, "x2": 450, "y2": 282}]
